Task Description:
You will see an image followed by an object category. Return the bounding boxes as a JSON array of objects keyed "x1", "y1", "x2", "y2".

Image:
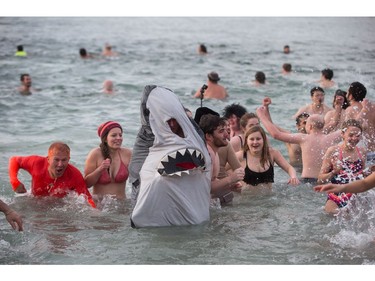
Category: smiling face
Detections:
[
  {"x1": 211, "y1": 124, "x2": 229, "y2": 148},
  {"x1": 106, "y1": 127, "x2": 123, "y2": 149},
  {"x1": 246, "y1": 131, "x2": 264, "y2": 154},
  {"x1": 342, "y1": 126, "x2": 362, "y2": 150}
]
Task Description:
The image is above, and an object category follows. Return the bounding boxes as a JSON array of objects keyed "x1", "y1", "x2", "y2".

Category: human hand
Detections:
[
  {"x1": 256, "y1": 106, "x2": 266, "y2": 118},
  {"x1": 313, "y1": 183, "x2": 342, "y2": 193},
  {"x1": 5, "y1": 209, "x2": 23, "y2": 231},
  {"x1": 230, "y1": 181, "x2": 242, "y2": 193},
  {"x1": 100, "y1": 158, "x2": 111, "y2": 171},
  {"x1": 263, "y1": 97, "x2": 272, "y2": 107},
  {"x1": 15, "y1": 183, "x2": 27, "y2": 193},
  {"x1": 288, "y1": 177, "x2": 300, "y2": 186},
  {"x1": 231, "y1": 167, "x2": 245, "y2": 183}
]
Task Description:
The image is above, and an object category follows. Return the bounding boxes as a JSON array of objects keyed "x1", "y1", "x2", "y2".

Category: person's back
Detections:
[
  {"x1": 194, "y1": 71, "x2": 228, "y2": 100},
  {"x1": 257, "y1": 107, "x2": 342, "y2": 181}
]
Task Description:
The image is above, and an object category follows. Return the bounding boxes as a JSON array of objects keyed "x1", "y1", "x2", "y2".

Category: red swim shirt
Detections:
[{"x1": 9, "y1": 155, "x2": 95, "y2": 207}]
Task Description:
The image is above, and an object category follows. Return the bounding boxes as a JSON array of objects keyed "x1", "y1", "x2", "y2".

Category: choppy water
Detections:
[{"x1": 1, "y1": 17, "x2": 375, "y2": 265}]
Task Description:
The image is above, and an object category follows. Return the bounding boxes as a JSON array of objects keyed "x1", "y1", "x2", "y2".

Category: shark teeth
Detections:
[{"x1": 157, "y1": 148, "x2": 206, "y2": 176}]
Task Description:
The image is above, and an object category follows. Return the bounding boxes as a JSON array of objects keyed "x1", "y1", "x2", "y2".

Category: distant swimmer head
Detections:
[
  {"x1": 207, "y1": 71, "x2": 220, "y2": 82},
  {"x1": 102, "y1": 80, "x2": 114, "y2": 93}
]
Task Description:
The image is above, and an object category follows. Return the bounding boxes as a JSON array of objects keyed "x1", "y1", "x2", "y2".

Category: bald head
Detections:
[{"x1": 306, "y1": 114, "x2": 325, "y2": 131}]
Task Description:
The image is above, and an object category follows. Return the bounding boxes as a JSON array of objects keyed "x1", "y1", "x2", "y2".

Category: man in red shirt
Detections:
[{"x1": 9, "y1": 142, "x2": 96, "y2": 208}]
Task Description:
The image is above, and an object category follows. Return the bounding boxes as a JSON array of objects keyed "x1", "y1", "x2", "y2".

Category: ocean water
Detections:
[{"x1": 1, "y1": 17, "x2": 375, "y2": 265}]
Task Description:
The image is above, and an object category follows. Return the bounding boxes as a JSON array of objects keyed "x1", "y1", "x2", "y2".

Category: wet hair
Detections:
[
  {"x1": 348, "y1": 81, "x2": 367, "y2": 102},
  {"x1": 79, "y1": 48, "x2": 87, "y2": 56},
  {"x1": 295, "y1": 112, "x2": 310, "y2": 125},
  {"x1": 223, "y1": 103, "x2": 248, "y2": 119},
  {"x1": 310, "y1": 86, "x2": 324, "y2": 96},
  {"x1": 17, "y1": 45, "x2": 24, "y2": 51},
  {"x1": 341, "y1": 119, "x2": 362, "y2": 133},
  {"x1": 255, "y1": 71, "x2": 266, "y2": 84},
  {"x1": 321, "y1": 68, "x2": 334, "y2": 80},
  {"x1": 282, "y1": 63, "x2": 292, "y2": 72},
  {"x1": 199, "y1": 44, "x2": 207, "y2": 53},
  {"x1": 308, "y1": 115, "x2": 325, "y2": 130},
  {"x1": 20, "y1": 73, "x2": 29, "y2": 82},
  {"x1": 240, "y1": 112, "x2": 259, "y2": 129},
  {"x1": 333, "y1": 89, "x2": 349, "y2": 110},
  {"x1": 48, "y1": 142, "x2": 70, "y2": 158},
  {"x1": 243, "y1": 125, "x2": 271, "y2": 169},
  {"x1": 199, "y1": 114, "x2": 227, "y2": 135}
]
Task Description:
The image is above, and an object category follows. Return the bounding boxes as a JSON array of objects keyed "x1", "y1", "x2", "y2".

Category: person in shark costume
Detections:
[{"x1": 129, "y1": 85, "x2": 211, "y2": 228}]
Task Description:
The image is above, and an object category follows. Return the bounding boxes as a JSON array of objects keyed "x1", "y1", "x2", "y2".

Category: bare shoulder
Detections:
[{"x1": 121, "y1": 147, "x2": 132, "y2": 157}]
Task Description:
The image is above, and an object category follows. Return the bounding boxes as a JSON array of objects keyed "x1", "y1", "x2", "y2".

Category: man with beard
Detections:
[
  {"x1": 18, "y1": 73, "x2": 33, "y2": 95},
  {"x1": 199, "y1": 114, "x2": 245, "y2": 199}
]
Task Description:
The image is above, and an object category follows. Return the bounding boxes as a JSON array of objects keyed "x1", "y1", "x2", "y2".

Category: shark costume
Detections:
[{"x1": 129, "y1": 86, "x2": 211, "y2": 228}]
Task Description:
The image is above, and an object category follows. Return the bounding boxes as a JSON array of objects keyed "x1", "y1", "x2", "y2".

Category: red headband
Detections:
[{"x1": 97, "y1": 121, "x2": 122, "y2": 138}]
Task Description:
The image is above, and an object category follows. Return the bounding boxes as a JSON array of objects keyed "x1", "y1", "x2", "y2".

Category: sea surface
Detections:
[{"x1": 1, "y1": 17, "x2": 375, "y2": 266}]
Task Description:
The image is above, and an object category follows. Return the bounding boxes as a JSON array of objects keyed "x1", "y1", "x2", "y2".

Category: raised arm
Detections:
[{"x1": 256, "y1": 106, "x2": 305, "y2": 144}]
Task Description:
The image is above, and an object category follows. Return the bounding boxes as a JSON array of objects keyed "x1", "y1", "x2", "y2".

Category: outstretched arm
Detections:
[{"x1": 314, "y1": 172, "x2": 375, "y2": 194}]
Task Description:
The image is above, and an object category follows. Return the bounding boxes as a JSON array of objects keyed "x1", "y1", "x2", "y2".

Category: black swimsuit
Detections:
[{"x1": 243, "y1": 153, "x2": 274, "y2": 186}]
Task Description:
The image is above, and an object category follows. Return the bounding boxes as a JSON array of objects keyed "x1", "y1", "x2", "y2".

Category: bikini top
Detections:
[
  {"x1": 331, "y1": 147, "x2": 364, "y2": 185},
  {"x1": 97, "y1": 151, "x2": 129, "y2": 185},
  {"x1": 243, "y1": 152, "x2": 274, "y2": 186}
]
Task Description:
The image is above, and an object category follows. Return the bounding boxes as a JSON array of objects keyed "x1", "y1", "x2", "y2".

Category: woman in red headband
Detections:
[{"x1": 84, "y1": 121, "x2": 132, "y2": 201}]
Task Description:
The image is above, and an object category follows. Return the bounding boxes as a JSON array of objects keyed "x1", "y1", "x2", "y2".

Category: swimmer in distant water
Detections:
[
  {"x1": 18, "y1": 73, "x2": 33, "y2": 95},
  {"x1": 84, "y1": 121, "x2": 132, "y2": 200},
  {"x1": 0, "y1": 199, "x2": 23, "y2": 231},
  {"x1": 193, "y1": 71, "x2": 228, "y2": 100},
  {"x1": 15, "y1": 45, "x2": 27, "y2": 57},
  {"x1": 79, "y1": 48, "x2": 94, "y2": 59},
  {"x1": 102, "y1": 43, "x2": 118, "y2": 57},
  {"x1": 319, "y1": 68, "x2": 336, "y2": 89},
  {"x1": 102, "y1": 80, "x2": 114, "y2": 94},
  {"x1": 253, "y1": 71, "x2": 266, "y2": 86},
  {"x1": 283, "y1": 45, "x2": 290, "y2": 54},
  {"x1": 198, "y1": 43, "x2": 207, "y2": 55},
  {"x1": 282, "y1": 63, "x2": 292, "y2": 74},
  {"x1": 8, "y1": 142, "x2": 96, "y2": 208}
]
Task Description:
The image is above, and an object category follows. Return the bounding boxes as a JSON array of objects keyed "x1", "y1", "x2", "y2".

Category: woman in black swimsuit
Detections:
[{"x1": 235, "y1": 125, "x2": 300, "y2": 193}]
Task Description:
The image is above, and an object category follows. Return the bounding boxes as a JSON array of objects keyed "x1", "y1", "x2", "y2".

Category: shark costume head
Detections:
[{"x1": 130, "y1": 86, "x2": 211, "y2": 228}]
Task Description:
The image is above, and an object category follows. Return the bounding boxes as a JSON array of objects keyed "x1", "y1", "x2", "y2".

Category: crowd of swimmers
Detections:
[{"x1": 2, "y1": 42, "x2": 375, "y2": 231}]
